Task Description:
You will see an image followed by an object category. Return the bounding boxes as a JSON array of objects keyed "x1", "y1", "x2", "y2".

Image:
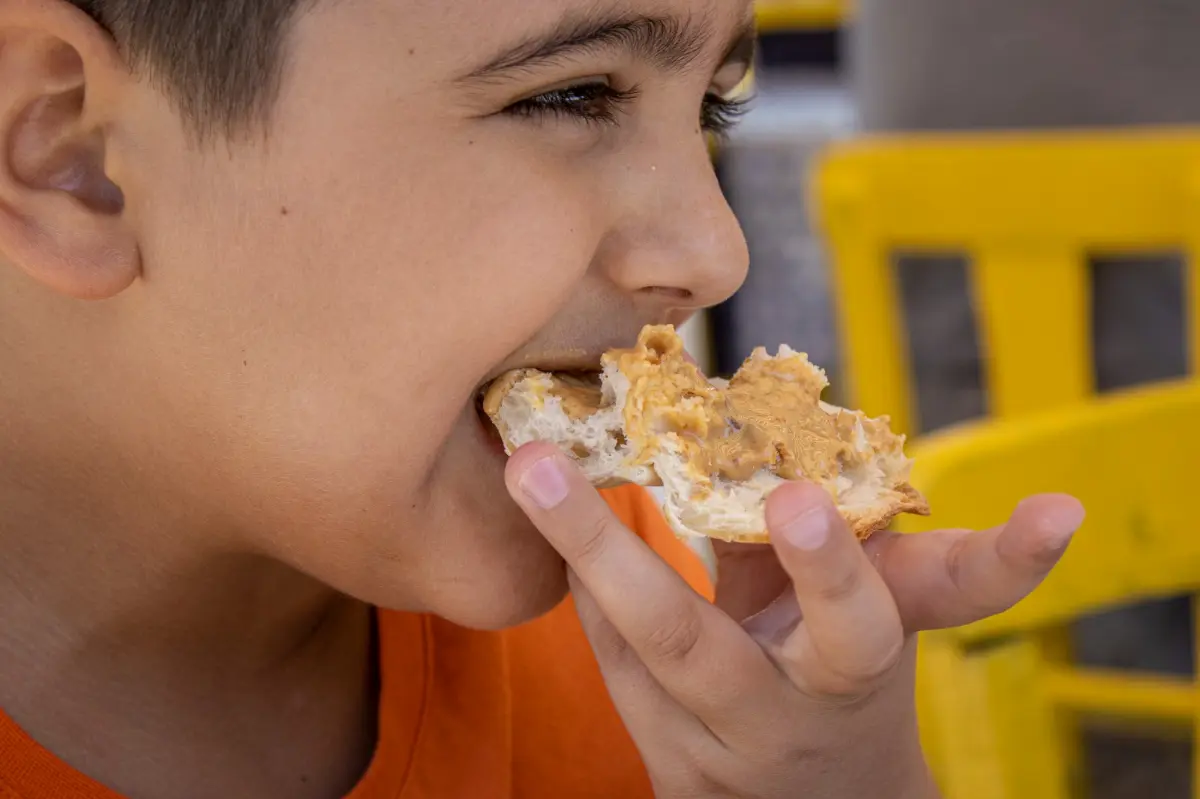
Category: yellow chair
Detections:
[
  {"x1": 901, "y1": 381, "x2": 1200, "y2": 798},
  {"x1": 814, "y1": 129, "x2": 1200, "y2": 436},
  {"x1": 755, "y1": 0, "x2": 852, "y2": 32},
  {"x1": 811, "y1": 129, "x2": 1200, "y2": 797}
]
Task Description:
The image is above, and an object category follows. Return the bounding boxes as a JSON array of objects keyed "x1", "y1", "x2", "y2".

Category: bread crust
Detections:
[{"x1": 484, "y1": 326, "x2": 929, "y2": 543}]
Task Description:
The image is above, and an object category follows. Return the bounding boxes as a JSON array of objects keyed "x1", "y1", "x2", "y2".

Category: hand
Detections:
[{"x1": 505, "y1": 443, "x2": 1084, "y2": 799}]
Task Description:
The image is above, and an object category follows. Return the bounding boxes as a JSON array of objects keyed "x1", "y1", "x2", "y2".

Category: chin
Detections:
[
  {"x1": 432, "y1": 407, "x2": 579, "y2": 630},
  {"x1": 336, "y1": 402, "x2": 576, "y2": 632},
  {"x1": 291, "y1": 491, "x2": 573, "y2": 632},
  {"x1": 353, "y1": 514, "x2": 573, "y2": 632},
  {"x1": 424, "y1": 496, "x2": 575, "y2": 632},
  {"x1": 442, "y1": 561, "x2": 572, "y2": 632}
]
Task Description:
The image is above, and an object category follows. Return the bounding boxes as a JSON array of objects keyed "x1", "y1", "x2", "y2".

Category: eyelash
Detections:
[{"x1": 504, "y1": 83, "x2": 751, "y2": 137}]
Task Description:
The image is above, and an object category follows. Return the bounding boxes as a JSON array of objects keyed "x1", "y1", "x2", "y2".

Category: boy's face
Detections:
[{"x1": 3, "y1": 0, "x2": 752, "y2": 628}]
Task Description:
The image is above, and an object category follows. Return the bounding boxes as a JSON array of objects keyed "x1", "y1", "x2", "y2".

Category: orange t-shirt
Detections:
[{"x1": 0, "y1": 486, "x2": 712, "y2": 798}]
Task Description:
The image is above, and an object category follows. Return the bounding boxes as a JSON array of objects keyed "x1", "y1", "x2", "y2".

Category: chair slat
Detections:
[{"x1": 973, "y1": 244, "x2": 1092, "y2": 416}]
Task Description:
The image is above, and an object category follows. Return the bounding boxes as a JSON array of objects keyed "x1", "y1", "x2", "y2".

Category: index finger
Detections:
[
  {"x1": 866, "y1": 494, "x2": 1084, "y2": 632},
  {"x1": 504, "y1": 443, "x2": 777, "y2": 711}
]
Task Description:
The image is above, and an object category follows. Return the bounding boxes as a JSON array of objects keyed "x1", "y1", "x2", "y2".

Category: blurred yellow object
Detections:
[
  {"x1": 812, "y1": 130, "x2": 1200, "y2": 798},
  {"x1": 814, "y1": 130, "x2": 1200, "y2": 436},
  {"x1": 755, "y1": 0, "x2": 852, "y2": 31},
  {"x1": 903, "y1": 382, "x2": 1200, "y2": 798}
]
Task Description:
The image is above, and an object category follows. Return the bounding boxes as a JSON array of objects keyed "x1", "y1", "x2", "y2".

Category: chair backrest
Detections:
[
  {"x1": 902, "y1": 380, "x2": 1200, "y2": 641},
  {"x1": 810, "y1": 130, "x2": 1200, "y2": 798},
  {"x1": 812, "y1": 129, "x2": 1200, "y2": 436},
  {"x1": 899, "y1": 383, "x2": 1200, "y2": 798},
  {"x1": 755, "y1": 0, "x2": 851, "y2": 32}
]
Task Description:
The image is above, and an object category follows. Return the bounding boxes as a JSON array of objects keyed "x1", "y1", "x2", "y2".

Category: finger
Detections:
[
  {"x1": 867, "y1": 494, "x2": 1085, "y2": 632},
  {"x1": 765, "y1": 483, "x2": 905, "y2": 695},
  {"x1": 741, "y1": 589, "x2": 802, "y2": 643},
  {"x1": 712, "y1": 539, "x2": 792, "y2": 622},
  {"x1": 567, "y1": 570, "x2": 717, "y2": 763},
  {"x1": 504, "y1": 443, "x2": 778, "y2": 711}
]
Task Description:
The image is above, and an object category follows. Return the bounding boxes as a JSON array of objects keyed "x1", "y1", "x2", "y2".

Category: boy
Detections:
[{"x1": 0, "y1": 0, "x2": 1084, "y2": 796}]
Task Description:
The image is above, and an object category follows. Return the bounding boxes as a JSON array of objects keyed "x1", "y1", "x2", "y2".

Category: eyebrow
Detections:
[{"x1": 459, "y1": 11, "x2": 757, "y2": 84}]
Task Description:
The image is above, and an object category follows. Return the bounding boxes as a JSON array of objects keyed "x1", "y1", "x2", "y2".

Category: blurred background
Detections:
[{"x1": 678, "y1": 2, "x2": 1200, "y2": 797}]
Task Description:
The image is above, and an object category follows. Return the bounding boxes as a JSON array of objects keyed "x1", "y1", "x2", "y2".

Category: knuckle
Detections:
[
  {"x1": 1024, "y1": 525, "x2": 1073, "y2": 568},
  {"x1": 644, "y1": 605, "x2": 705, "y2": 664},
  {"x1": 815, "y1": 562, "x2": 862, "y2": 604},
  {"x1": 945, "y1": 533, "x2": 972, "y2": 594},
  {"x1": 819, "y1": 637, "x2": 908, "y2": 702},
  {"x1": 785, "y1": 629, "x2": 909, "y2": 704},
  {"x1": 949, "y1": 534, "x2": 1019, "y2": 619},
  {"x1": 856, "y1": 634, "x2": 907, "y2": 682},
  {"x1": 762, "y1": 734, "x2": 827, "y2": 780},
  {"x1": 668, "y1": 743, "x2": 742, "y2": 799},
  {"x1": 589, "y1": 615, "x2": 632, "y2": 661},
  {"x1": 650, "y1": 774, "x2": 733, "y2": 799},
  {"x1": 804, "y1": 675, "x2": 881, "y2": 709},
  {"x1": 569, "y1": 514, "x2": 613, "y2": 566}
]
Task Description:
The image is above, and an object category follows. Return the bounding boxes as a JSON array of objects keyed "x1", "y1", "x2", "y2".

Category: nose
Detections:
[{"x1": 596, "y1": 142, "x2": 750, "y2": 311}]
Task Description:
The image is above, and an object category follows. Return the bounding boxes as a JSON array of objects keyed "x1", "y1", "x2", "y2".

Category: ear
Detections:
[{"x1": 0, "y1": 1, "x2": 139, "y2": 300}]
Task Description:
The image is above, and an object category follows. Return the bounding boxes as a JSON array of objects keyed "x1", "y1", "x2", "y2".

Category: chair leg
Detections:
[{"x1": 920, "y1": 632, "x2": 1071, "y2": 799}]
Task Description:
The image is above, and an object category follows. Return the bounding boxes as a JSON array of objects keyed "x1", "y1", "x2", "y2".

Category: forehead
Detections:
[
  {"x1": 303, "y1": 0, "x2": 754, "y2": 72},
  {"x1": 432, "y1": 0, "x2": 753, "y2": 29}
]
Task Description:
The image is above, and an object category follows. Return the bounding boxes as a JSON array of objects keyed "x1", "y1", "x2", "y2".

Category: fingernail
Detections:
[
  {"x1": 769, "y1": 485, "x2": 837, "y2": 551},
  {"x1": 1041, "y1": 499, "x2": 1089, "y2": 547},
  {"x1": 1019, "y1": 497, "x2": 1087, "y2": 535},
  {"x1": 780, "y1": 507, "x2": 831, "y2": 551},
  {"x1": 520, "y1": 456, "x2": 570, "y2": 509},
  {"x1": 1044, "y1": 500, "x2": 1087, "y2": 536}
]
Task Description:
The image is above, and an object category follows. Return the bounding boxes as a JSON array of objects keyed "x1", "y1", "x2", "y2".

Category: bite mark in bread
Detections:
[{"x1": 483, "y1": 325, "x2": 929, "y2": 543}]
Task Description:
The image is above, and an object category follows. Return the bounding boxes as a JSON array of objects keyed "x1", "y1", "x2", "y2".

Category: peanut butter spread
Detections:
[
  {"x1": 547, "y1": 374, "x2": 604, "y2": 421},
  {"x1": 483, "y1": 325, "x2": 927, "y2": 541},
  {"x1": 596, "y1": 325, "x2": 893, "y2": 492}
]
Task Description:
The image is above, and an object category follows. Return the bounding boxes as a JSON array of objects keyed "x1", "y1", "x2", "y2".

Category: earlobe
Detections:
[{"x1": 0, "y1": 4, "x2": 140, "y2": 300}]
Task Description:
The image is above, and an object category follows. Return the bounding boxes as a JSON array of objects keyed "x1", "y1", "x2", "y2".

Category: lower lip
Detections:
[{"x1": 474, "y1": 401, "x2": 508, "y2": 457}]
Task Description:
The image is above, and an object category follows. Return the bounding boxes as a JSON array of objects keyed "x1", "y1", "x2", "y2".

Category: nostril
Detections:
[{"x1": 644, "y1": 286, "x2": 694, "y2": 302}]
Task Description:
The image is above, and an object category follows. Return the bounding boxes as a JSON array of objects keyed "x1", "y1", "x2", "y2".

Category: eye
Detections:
[
  {"x1": 504, "y1": 81, "x2": 639, "y2": 127},
  {"x1": 502, "y1": 81, "x2": 752, "y2": 138},
  {"x1": 700, "y1": 92, "x2": 752, "y2": 138}
]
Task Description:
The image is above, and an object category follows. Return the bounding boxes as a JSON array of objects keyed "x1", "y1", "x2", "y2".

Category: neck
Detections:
[
  {"x1": 0, "y1": 461, "x2": 356, "y2": 674},
  {"x1": 0, "y1": 460, "x2": 378, "y2": 798}
]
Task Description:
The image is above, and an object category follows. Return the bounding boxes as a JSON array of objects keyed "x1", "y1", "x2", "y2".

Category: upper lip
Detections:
[
  {"x1": 477, "y1": 339, "x2": 633, "y2": 389},
  {"x1": 475, "y1": 315, "x2": 693, "y2": 394},
  {"x1": 499, "y1": 351, "x2": 607, "y2": 376},
  {"x1": 475, "y1": 350, "x2": 607, "y2": 399}
]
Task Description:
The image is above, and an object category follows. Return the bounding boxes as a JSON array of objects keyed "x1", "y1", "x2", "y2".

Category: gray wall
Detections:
[
  {"x1": 851, "y1": 0, "x2": 1192, "y2": 432},
  {"x1": 855, "y1": 0, "x2": 1200, "y2": 131},
  {"x1": 852, "y1": 6, "x2": 1195, "y2": 792}
]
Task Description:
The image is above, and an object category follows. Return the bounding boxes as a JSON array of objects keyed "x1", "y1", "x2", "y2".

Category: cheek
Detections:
[
  {"x1": 334, "y1": 146, "x2": 598, "y2": 369},
  {"x1": 112, "y1": 21, "x2": 606, "y2": 620},
  {"x1": 125, "y1": 111, "x2": 603, "y2": 580},
  {"x1": 263, "y1": 121, "x2": 598, "y2": 387},
  {"x1": 147, "y1": 122, "x2": 598, "y2": 410}
]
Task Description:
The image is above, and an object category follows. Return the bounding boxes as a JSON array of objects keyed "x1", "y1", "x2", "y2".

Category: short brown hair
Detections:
[{"x1": 70, "y1": 0, "x2": 309, "y2": 139}]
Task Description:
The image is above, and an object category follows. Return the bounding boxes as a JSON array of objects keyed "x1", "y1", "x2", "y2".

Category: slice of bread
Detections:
[{"x1": 483, "y1": 325, "x2": 929, "y2": 543}]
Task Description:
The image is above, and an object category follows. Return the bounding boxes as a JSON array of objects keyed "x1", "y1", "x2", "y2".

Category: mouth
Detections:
[
  {"x1": 474, "y1": 387, "x2": 508, "y2": 455},
  {"x1": 468, "y1": 321, "x2": 694, "y2": 457},
  {"x1": 473, "y1": 365, "x2": 605, "y2": 457}
]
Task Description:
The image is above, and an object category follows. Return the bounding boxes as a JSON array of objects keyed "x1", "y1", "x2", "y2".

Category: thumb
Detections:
[
  {"x1": 764, "y1": 482, "x2": 870, "y2": 590},
  {"x1": 765, "y1": 483, "x2": 905, "y2": 691}
]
